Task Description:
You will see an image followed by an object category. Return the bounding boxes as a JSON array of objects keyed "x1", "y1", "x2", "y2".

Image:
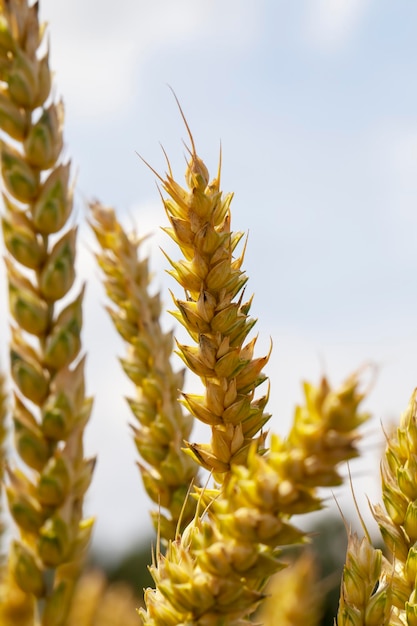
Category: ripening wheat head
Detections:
[
  {"x1": 139, "y1": 121, "x2": 372, "y2": 626},
  {"x1": 337, "y1": 531, "x2": 391, "y2": 626},
  {"x1": 143, "y1": 104, "x2": 271, "y2": 482},
  {"x1": 65, "y1": 569, "x2": 140, "y2": 626},
  {"x1": 369, "y1": 389, "x2": 417, "y2": 625},
  {"x1": 89, "y1": 201, "x2": 200, "y2": 540}
]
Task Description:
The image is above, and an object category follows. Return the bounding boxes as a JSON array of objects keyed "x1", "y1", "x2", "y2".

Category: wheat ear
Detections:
[
  {"x1": 258, "y1": 551, "x2": 324, "y2": 626},
  {"x1": 0, "y1": 566, "x2": 35, "y2": 626},
  {"x1": 367, "y1": 389, "x2": 417, "y2": 625},
  {"x1": 145, "y1": 118, "x2": 270, "y2": 480},
  {"x1": 141, "y1": 393, "x2": 369, "y2": 626},
  {"x1": 140, "y1": 133, "x2": 371, "y2": 625},
  {"x1": 0, "y1": 1, "x2": 94, "y2": 623},
  {"x1": 65, "y1": 569, "x2": 140, "y2": 626},
  {"x1": 89, "y1": 201, "x2": 199, "y2": 540},
  {"x1": 271, "y1": 370, "x2": 371, "y2": 498},
  {"x1": 335, "y1": 388, "x2": 417, "y2": 626},
  {"x1": 337, "y1": 531, "x2": 391, "y2": 626}
]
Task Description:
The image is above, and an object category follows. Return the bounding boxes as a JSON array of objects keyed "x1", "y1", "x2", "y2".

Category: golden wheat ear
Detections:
[
  {"x1": 138, "y1": 99, "x2": 378, "y2": 624},
  {"x1": 88, "y1": 200, "x2": 200, "y2": 541},
  {"x1": 0, "y1": 1, "x2": 94, "y2": 622},
  {"x1": 274, "y1": 368, "x2": 373, "y2": 502},
  {"x1": 142, "y1": 100, "x2": 271, "y2": 486}
]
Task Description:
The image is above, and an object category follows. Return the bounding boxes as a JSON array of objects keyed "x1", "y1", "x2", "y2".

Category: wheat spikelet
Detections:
[
  {"x1": 0, "y1": 374, "x2": 34, "y2": 626},
  {"x1": 0, "y1": 563, "x2": 35, "y2": 626},
  {"x1": 274, "y1": 370, "x2": 370, "y2": 496},
  {"x1": 0, "y1": 1, "x2": 94, "y2": 623},
  {"x1": 89, "y1": 201, "x2": 200, "y2": 539},
  {"x1": 337, "y1": 531, "x2": 391, "y2": 626}
]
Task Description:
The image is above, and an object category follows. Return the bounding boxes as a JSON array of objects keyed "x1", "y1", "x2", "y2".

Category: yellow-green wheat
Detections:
[
  {"x1": 139, "y1": 140, "x2": 372, "y2": 626},
  {"x1": 0, "y1": 1, "x2": 94, "y2": 623}
]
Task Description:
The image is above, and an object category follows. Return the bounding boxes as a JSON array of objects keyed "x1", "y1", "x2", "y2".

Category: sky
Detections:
[{"x1": 2, "y1": 0, "x2": 417, "y2": 561}]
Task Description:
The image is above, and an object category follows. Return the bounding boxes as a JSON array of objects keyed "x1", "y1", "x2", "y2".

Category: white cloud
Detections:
[
  {"x1": 305, "y1": 0, "x2": 370, "y2": 49},
  {"x1": 39, "y1": 0, "x2": 262, "y2": 118}
]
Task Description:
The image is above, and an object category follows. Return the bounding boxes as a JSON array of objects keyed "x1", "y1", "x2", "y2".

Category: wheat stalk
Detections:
[{"x1": 275, "y1": 370, "x2": 371, "y2": 495}]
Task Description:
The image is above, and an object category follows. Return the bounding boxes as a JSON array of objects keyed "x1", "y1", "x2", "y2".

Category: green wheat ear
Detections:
[
  {"x1": 0, "y1": 1, "x2": 94, "y2": 623},
  {"x1": 89, "y1": 200, "x2": 200, "y2": 540},
  {"x1": 366, "y1": 389, "x2": 417, "y2": 625},
  {"x1": 337, "y1": 531, "x2": 391, "y2": 626},
  {"x1": 333, "y1": 387, "x2": 417, "y2": 626}
]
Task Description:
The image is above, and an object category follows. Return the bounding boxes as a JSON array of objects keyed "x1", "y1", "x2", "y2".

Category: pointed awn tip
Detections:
[{"x1": 166, "y1": 84, "x2": 197, "y2": 157}]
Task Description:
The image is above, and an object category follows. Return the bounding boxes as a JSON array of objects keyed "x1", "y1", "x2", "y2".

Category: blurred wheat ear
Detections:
[
  {"x1": 89, "y1": 200, "x2": 200, "y2": 541},
  {"x1": 0, "y1": 1, "x2": 94, "y2": 624},
  {"x1": 0, "y1": 371, "x2": 8, "y2": 546},
  {"x1": 258, "y1": 551, "x2": 324, "y2": 626}
]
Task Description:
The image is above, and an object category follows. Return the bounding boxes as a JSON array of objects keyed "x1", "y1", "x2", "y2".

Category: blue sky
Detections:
[{"x1": 2, "y1": 0, "x2": 417, "y2": 559}]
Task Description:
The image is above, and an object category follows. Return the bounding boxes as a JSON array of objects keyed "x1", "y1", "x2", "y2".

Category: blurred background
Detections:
[{"x1": 1, "y1": 0, "x2": 416, "y2": 620}]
